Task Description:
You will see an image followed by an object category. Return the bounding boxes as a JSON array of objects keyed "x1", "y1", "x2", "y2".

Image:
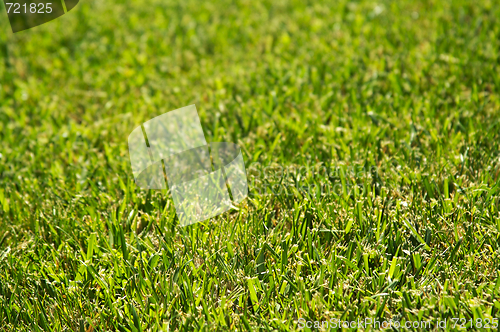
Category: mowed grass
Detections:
[{"x1": 1, "y1": 0, "x2": 500, "y2": 330}]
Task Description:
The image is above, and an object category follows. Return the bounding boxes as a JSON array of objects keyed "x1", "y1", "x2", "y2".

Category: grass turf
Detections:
[{"x1": 1, "y1": 0, "x2": 500, "y2": 330}]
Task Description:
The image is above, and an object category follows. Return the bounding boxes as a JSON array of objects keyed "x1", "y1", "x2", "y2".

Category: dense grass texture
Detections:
[{"x1": 1, "y1": 0, "x2": 500, "y2": 330}]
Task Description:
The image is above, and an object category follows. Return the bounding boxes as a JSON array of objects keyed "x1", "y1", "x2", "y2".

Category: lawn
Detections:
[{"x1": 1, "y1": 0, "x2": 500, "y2": 330}]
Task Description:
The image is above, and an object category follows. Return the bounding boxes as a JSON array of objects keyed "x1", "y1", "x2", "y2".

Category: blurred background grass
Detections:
[{"x1": 1, "y1": 0, "x2": 500, "y2": 330}]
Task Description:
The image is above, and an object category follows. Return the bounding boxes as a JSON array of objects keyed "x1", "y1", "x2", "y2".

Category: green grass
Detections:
[{"x1": 1, "y1": 0, "x2": 500, "y2": 330}]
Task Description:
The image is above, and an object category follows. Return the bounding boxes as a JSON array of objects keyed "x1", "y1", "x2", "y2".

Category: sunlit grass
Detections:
[{"x1": 0, "y1": 0, "x2": 499, "y2": 330}]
